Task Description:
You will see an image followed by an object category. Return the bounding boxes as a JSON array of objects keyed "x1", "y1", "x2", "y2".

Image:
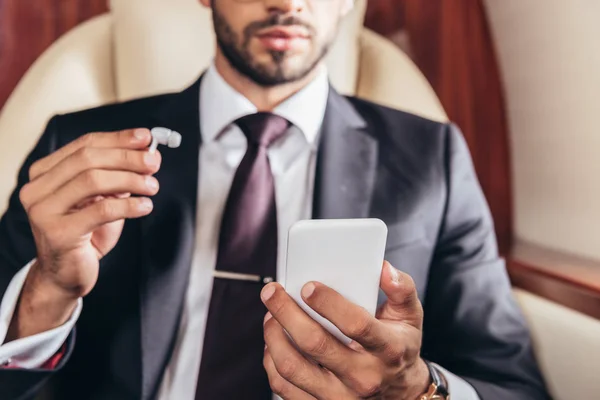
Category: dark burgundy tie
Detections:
[{"x1": 195, "y1": 113, "x2": 290, "y2": 399}]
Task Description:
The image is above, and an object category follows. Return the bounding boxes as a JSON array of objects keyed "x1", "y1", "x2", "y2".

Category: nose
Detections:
[{"x1": 263, "y1": 0, "x2": 305, "y2": 14}]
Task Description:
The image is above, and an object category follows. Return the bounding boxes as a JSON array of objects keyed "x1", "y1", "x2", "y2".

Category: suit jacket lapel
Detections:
[
  {"x1": 139, "y1": 77, "x2": 202, "y2": 400},
  {"x1": 313, "y1": 88, "x2": 378, "y2": 219}
]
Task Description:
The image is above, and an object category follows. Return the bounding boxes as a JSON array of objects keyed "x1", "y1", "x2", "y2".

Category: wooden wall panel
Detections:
[
  {"x1": 366, "y1": 0, "x2": 513, "y2": 254},
  {"x1": 0, "y1": 0, "x2": 108, "y2": 110}
]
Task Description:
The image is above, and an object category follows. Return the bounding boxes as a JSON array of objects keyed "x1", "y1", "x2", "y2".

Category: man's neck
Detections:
[{"x1": 214, "y1": 52, "x2": 322, "y2": 112}]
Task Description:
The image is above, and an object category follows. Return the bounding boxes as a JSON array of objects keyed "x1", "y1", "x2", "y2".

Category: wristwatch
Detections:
[{"x1": 419, "y1": 361, "x2": 450, "y2": 400}]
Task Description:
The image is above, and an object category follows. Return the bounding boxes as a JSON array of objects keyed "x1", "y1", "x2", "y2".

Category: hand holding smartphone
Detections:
[{"x1": 284, "y1": 218, "x2": 387, "y2": 344}]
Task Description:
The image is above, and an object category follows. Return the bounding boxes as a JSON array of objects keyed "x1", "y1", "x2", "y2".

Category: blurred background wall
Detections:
[{"x1": 484, "y1": 0, "x2": 600, "y2": 260}]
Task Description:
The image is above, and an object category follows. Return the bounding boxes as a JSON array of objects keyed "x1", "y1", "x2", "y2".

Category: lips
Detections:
[{"x1": 256, "y1": 26, "x2": 310, "y2": 51}]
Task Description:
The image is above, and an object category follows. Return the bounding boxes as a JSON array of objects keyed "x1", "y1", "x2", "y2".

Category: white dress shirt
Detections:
[
  {"x1": 0, "y1": 63, "x2": 479, "y2": 400},
  {"x1": 156, "y1": 64, "x2": 326, "y2": 399}
]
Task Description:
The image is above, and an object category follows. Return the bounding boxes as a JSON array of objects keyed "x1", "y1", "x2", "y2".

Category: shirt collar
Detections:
[{"x1": 199, "y1": 62, "x2": 329, "y2": 146}]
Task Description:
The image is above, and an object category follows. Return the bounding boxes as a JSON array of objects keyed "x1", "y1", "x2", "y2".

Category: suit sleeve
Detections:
[
  {"x1": 0, "y1": 116, "x2": 76, "y2": 400},
  {"x1": 421, "y1": 123, "x2": 551, "y2": 399}
]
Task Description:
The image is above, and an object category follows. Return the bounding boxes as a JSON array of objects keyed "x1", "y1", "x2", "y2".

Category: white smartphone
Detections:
[{"x1": 283, "y1": 218, "x2": 388, "y2": 344}]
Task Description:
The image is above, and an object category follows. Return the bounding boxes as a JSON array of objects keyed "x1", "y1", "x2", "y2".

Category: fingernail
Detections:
[
  {"x1": 261, "y1": 284, "x2": 275, "y2": 302},
  {"x1": 301, "y1": 282, "x2": 315, "y2": 299},
  {"x1": 134, "y1": 129, "x2": 147, "y2": 140},
  {"x1": 263, "y1": 312, "x2": 273, "y2": 325},
  {"x1": 138, "y1": 198, "x2": 153, "y2": 212},
  {"x1": 146, "y1": 176, "x2": 159, "y2": 191},
  {"x1": 389, "y1": 263, "x2": 400, "y2": 284}
]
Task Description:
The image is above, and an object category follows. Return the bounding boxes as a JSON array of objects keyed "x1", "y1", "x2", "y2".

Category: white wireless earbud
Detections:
[{"x1": 149, "y1": 127, "x2": 182, "y2": 153}]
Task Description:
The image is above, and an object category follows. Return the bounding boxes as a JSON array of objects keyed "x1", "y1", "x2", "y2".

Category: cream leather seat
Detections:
[{"x1": 2, "y1": 0, "x2": 587, "y2": 399}]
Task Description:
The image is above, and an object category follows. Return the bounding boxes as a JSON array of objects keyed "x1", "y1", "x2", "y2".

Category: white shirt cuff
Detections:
[
  {"x1": 0, "y1": 260, "x2": 82, "y2": 369},
  {"x1": 432, "y1": 362, "x2": 481, "y2": 400}
]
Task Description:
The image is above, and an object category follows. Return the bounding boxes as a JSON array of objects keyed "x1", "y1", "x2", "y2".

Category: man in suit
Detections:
[{"x1": 0, "y1": 0, "x2": 550, "y2": 398}]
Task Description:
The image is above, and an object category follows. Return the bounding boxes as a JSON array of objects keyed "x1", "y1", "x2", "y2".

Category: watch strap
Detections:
[{"x1": 424, "y1": 360, "x2": 449, "y2": 398}]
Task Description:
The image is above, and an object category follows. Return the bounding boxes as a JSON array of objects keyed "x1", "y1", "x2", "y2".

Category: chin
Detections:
[
  {"x1": 253, "y1": 48, "x2": 304, "y2": 63},
  {"x1": 232, "y1": 48, "x2": 321, "y2": 86},
  {"x1": 262, "y1": 64, "x2": 312, "y2": 82}
]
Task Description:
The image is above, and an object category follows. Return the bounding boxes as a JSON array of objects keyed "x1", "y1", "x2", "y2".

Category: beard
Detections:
[{"x1": 211, "y1": 4, "x2": 335, "y2": 86}]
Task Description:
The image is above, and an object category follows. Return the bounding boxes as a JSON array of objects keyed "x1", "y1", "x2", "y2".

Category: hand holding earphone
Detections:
[{"x1": 8, "y1": 127, "x2": 179, "y2": 341}]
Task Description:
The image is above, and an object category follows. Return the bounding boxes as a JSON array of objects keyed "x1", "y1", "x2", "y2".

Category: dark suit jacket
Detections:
[{"x1": 0, "y1": 77, "x2": 550, "y2": 400}]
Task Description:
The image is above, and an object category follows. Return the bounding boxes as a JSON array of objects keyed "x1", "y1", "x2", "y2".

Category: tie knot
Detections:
[{"x1": 235, "y1": 112, "x2": 290, "y2": 147}]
